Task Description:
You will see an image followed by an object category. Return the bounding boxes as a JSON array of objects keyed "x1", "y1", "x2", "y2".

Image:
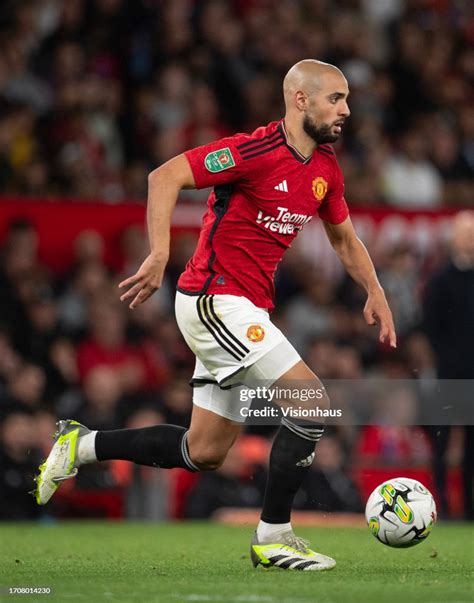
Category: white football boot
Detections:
[
  {"x1": 34, "y1": 420, "x2": 90, "y2": 505},
  {"x1": 250, "y1": 530, "x2": 336, "y2": 571}
]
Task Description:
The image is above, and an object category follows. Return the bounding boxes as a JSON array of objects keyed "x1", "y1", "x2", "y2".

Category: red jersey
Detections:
[{"x1": 178, "y1": 120, "x2": 349, "y2": 310}]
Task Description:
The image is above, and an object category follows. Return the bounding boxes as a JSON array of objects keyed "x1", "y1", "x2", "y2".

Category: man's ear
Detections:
[{"x1": 295, "y1": 90, "x2": 308, "y2": 111}]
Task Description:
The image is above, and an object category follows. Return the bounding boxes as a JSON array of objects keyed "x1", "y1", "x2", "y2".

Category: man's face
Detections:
[{"x1": 303, "y1": 72, "x2": 350, "y2": 144}]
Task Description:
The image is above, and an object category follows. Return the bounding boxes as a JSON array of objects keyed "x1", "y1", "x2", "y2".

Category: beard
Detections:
[{"x1": 303, "y1": 114, "x2": 339, "y2": 144}]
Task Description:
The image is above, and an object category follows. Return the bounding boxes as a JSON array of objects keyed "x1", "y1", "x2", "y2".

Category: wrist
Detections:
[
  {"x1": 367, "y1": 283, "x2": 384, "y2": 296},
  {"x1": 150, "y1": 248, "x2": 169, "y2": 261}
]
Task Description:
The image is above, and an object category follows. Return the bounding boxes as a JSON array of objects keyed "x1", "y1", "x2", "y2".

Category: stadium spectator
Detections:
[
  {"x1": 4, "y1": 363, "x2": 46, "y2": 413},
  {"x1": 423, "y1": 210, "x2": 474, "y2": 519},
  {"x1": 284, "y1": 276, "x2": 337, "y2": 354},
  {"x1": 378, "y1": 244, "x2": 421, "y2": 337},
  {"x1": 76, "y1": 302, "x2": 145, "y2": 393},
  {"x1": 424, "y1": 211, "x2": 474, "y2": 381},
  {"x1": 381, "y1": 130, "x2": 443, "y2": 208},
  {"x1": 161, "y1": 377, "x2": 193, "y2": 426},
  {"x1": 58, "y1": 260, "x2": 110, "y2": 336},
  {"x1": 430, "y1": 122, "x2": 473, "y2": 206},
  {"x1": 74, "y1": 366, "x2": 123, "y2": 432},
  {"x1": 0, "y1": 410, "x2": 42, "y2": 519},
  {"x1": 0, "y1": 329, "x2": 22, "y2": 385}
]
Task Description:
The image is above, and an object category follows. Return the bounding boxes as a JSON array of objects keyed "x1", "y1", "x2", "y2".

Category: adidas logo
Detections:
[
  {"x1": 274, "y1": 179, "x2": 288, "y2": 192},
  {"x1": 296, "y1": 452, "x2": 315, "y2": 467}
]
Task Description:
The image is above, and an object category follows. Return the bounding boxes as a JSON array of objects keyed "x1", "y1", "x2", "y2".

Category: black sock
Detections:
[
  {"x1": 261, "y1": 419, "x2": 324, "y2": 524},
  {"x1": 95, "y1": 425, "x2": 199, "y2": 472}
]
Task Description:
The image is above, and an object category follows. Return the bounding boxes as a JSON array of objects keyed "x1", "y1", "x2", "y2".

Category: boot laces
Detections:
[{"x1": 282, "y1": 533, "x2": 311, "y2": 554}]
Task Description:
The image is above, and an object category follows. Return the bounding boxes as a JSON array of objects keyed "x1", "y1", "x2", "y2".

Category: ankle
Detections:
[
  {"x1": 77, "y1": 431, "x2": 98, "y2": 464},
  {"x1": 257, "y1": 520, "x2": 292, "y2": 542}
]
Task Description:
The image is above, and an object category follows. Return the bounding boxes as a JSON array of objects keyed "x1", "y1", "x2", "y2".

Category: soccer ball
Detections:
[{"x1": 365, "y1": 477, "x2": 437, "y2": 548}]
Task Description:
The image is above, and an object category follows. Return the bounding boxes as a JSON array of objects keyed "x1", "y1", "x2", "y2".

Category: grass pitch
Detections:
[{"x1": 0, "y1": 522, "x2": 472, "y2": 603}]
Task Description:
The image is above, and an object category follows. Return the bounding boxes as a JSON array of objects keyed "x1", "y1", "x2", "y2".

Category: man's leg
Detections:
[
  {"x1": 258, "y1": 360, "x2": 327, "y2": 534},
  {"x1": 250, "y1": 359, "x2": 336, "y2": 570},
  {"x1": 93, "y1": 406, "x2": 240, "y2": 471},
  {"x1": 187, "y1": 406, "x2": 241, "y2": 469},
  {"x1": 35, "y1": 405, "x2": 241, "y2": 504}
]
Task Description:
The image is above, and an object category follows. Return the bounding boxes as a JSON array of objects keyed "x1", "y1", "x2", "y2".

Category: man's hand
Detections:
[
  {"x1": 119, "y1": 253, "x2": 168, "y2": 309},
  {"x1": 323, "y1": 219, "x2": 397, "y2": 348},
  {"x1": 363, "y1": 288, "x2": 397, "y2": 348}
]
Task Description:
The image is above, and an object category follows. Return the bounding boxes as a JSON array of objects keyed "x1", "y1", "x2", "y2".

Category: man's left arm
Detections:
[{"x1": 323, "y1": 216, "x2": 397, "y2": 348}]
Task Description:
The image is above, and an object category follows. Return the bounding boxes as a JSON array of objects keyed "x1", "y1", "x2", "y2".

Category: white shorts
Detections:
[{"x1": 175, "y1": 292, "x2": 301, "y2": 422}]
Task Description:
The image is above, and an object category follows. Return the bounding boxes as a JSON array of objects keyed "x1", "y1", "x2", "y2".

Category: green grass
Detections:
[{"x1": 0, "y1": 522, "x2": 472, "y2": 603}]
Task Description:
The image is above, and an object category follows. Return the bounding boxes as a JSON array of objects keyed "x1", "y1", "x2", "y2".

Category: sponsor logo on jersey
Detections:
[
  {"x1": 246, "y1": 324, "x2": 265, "y2": 343},
  {"x1": 312, "y1": 176, "x2": 328, "y2": 201},
  {"x1": 256, "y1": 206, "x2": 312, "y2": 234},
  {"x1": 205, "y1": 148, "x2": 235, "y2": 173}
]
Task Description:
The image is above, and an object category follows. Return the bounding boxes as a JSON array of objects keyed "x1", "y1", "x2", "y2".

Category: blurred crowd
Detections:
[
  {"x1": 0, "y1": 210, "x2": 472, "y2": 521},
  {"x1": 0, "y1": 0, "x2": 472, "y2": 206}
]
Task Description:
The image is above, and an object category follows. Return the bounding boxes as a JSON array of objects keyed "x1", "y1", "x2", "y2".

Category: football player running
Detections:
[{"x1": 35, "y1": 60, "x2": 396, "y2": 571}]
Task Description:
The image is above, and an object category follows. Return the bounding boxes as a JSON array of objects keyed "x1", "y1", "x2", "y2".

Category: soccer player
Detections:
[{"x1": 35, "y1": 60, "x2": 396, "y2": 571}]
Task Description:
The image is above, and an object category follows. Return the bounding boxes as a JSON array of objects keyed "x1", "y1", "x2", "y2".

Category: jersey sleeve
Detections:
[
  {"x1": 184, "y1": 134, "x2": 253, "y2": 189},
  {"x1": 317, "y1": 158, "x2": 349, "y2": 225}
]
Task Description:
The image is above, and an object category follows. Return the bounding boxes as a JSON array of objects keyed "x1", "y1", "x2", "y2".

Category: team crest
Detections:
[
  {"x1": 312, "y1": 176, "x2": 328, "y2": 201},
  {"x1": 205, "y1": 148, "x2": 235, "y2": 173},
  {"x1": 246, "y1": 325, "x2": 265, "y2": 343}
]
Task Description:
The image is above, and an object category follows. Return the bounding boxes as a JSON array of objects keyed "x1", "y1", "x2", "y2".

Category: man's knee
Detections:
[
  {"x1": 186, "y1": 413, "x2": 240, "y2": 471},
  {"x1": 273, "y1": 360, "x2": 331, "y2": 414},
  {"x1": 188, "y1": 444, "x2": 227, "y2": 471}
]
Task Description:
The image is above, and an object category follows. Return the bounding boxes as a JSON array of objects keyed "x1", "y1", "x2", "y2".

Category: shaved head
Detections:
[
  {"x1": 282, "y1": 59, "x2": 350, "y2": 146},
  {"x1": 283, "y1": 60, "x2": 344, "y2": 108}
]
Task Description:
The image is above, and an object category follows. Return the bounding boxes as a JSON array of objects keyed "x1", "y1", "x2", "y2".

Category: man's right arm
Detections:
[
  {"x1": 119, "y1": 154, "x2": 195, "y2": 309},
  {"x1": 119, "y1": 130, "x2": 256, "y2": 308}
]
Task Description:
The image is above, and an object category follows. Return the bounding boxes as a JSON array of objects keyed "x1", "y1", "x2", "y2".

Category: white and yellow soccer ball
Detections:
[{"x1": 365, "y1": 477, "x2": 437, "y2": 548}]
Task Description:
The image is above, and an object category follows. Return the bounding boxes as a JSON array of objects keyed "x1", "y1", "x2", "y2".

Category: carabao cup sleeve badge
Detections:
[
  {"x1": 312, "y1": 176, "x2": 328, "y2": 201},
  {"x1": 205, "y1": 148, "x2": 236, "y2": 173}
]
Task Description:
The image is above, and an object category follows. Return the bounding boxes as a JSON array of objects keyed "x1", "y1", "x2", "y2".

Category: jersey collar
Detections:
[{"x1": 278, "y1": 120, "x2": 312, "y2": 165}]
